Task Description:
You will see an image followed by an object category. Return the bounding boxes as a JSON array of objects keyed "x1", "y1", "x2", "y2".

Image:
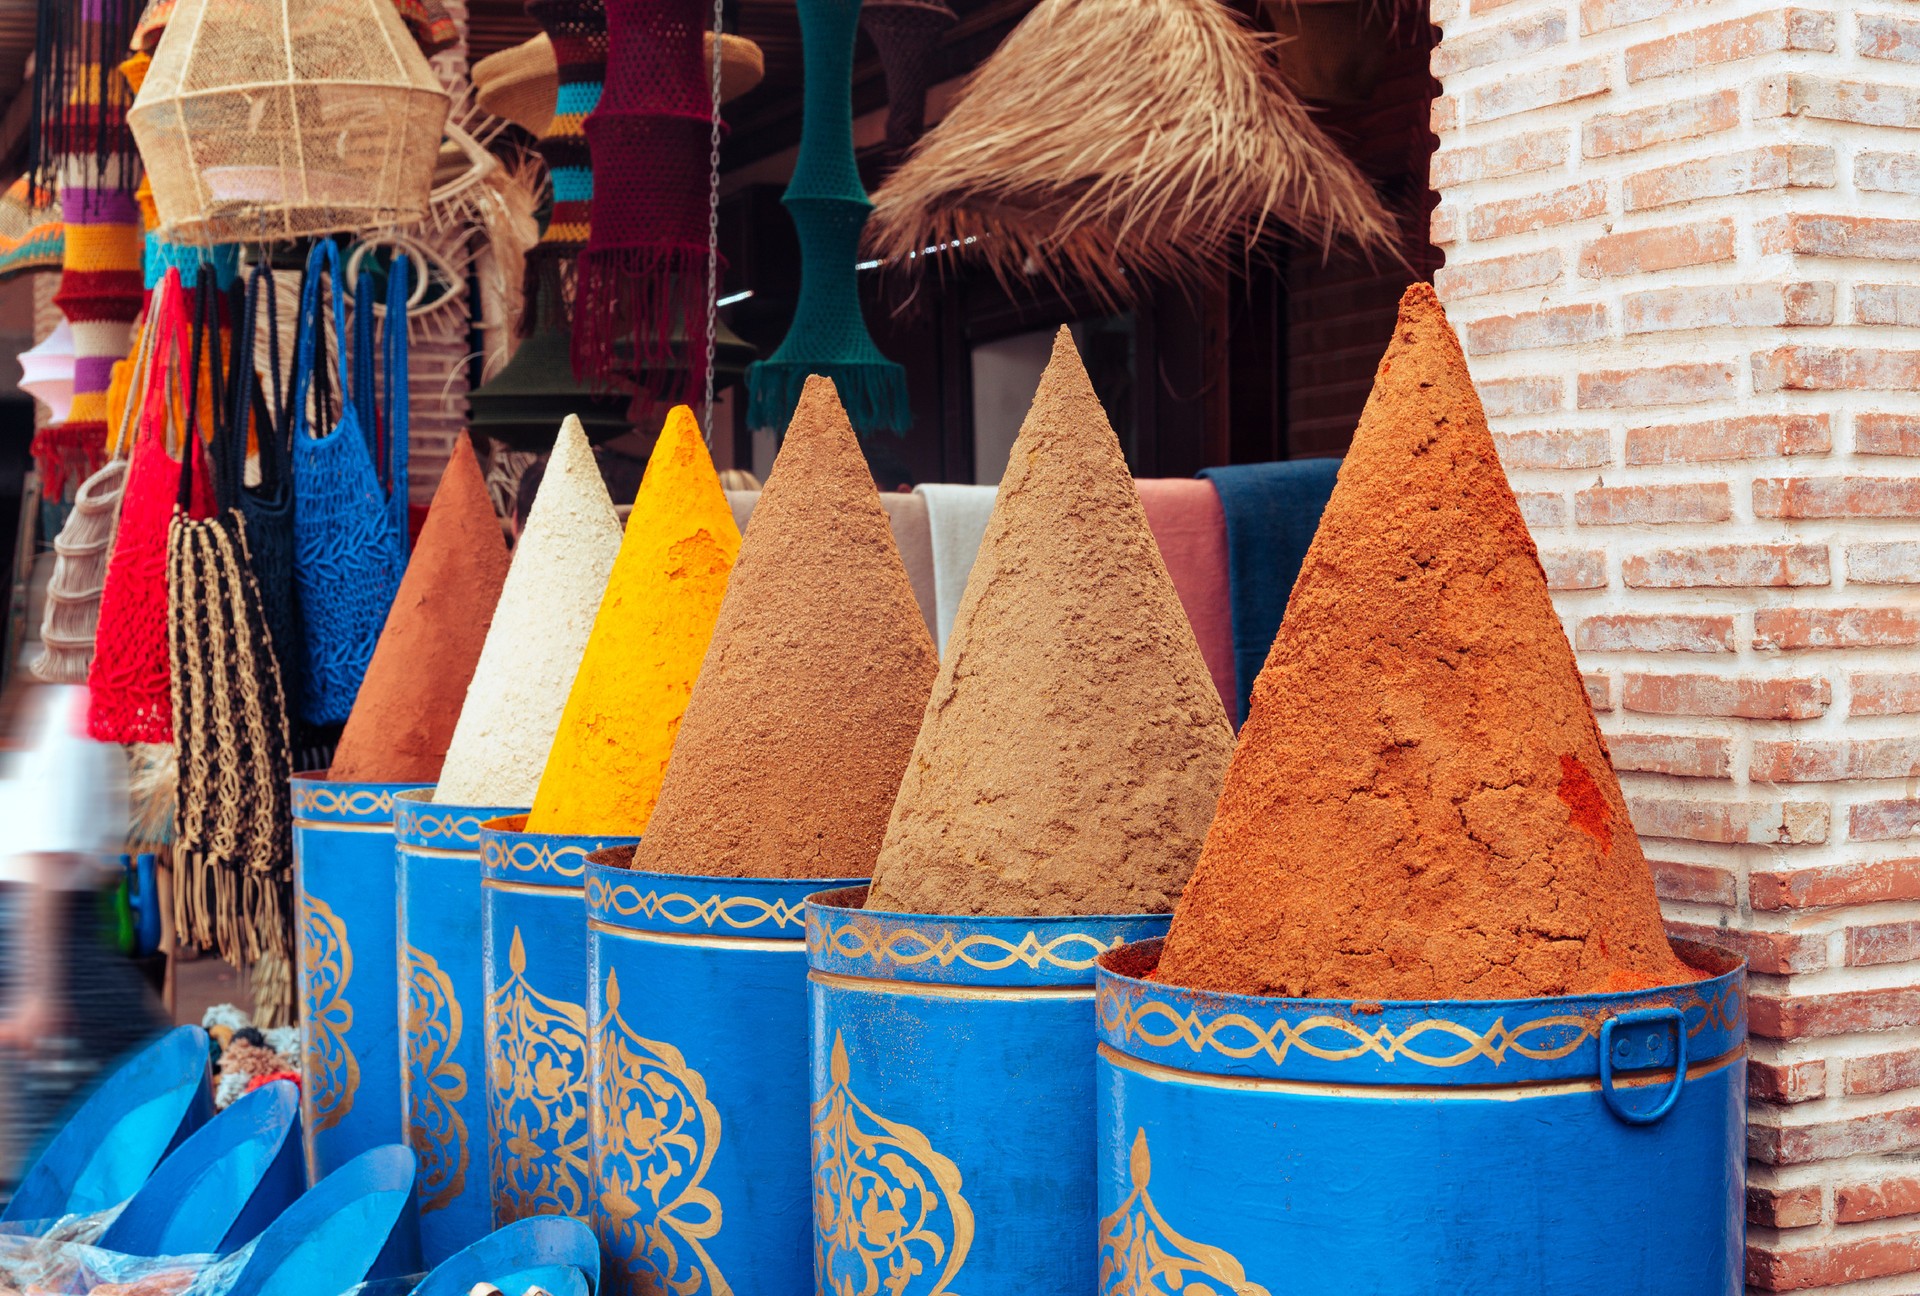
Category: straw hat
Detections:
[{"x1": 473, "y1": 31, "x2": 766, "y2": 137}]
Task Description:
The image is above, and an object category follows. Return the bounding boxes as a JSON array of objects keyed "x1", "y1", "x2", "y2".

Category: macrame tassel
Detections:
[
  {"x1": 745, "y1": 360, "x2": 913, "y2": 440},
  {"x1": 572, "y1": 248, "x2": 711, "y2": 411},
  {"x1": 29, "y1": 0, "x2": 142, "y2": 200}
]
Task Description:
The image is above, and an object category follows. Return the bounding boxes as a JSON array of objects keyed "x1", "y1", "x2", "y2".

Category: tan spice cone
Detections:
[
  {"x1": 623, "y1": 378, "x2": 939, "y2": 879},
  {"x1": 330, "y1": 435, "x2": 512, "y2": 783},
  {"x1": 865, "y1": 328, "x2": 1235, "y2": 917},
  {"x1": 1155, "y1": 284, "x2": 1694, "y2": 1001}
]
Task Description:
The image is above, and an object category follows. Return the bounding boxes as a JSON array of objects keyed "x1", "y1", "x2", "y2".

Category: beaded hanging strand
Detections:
[{"x1": 702, "y1": 0, "x2": 723, "y2": 442}]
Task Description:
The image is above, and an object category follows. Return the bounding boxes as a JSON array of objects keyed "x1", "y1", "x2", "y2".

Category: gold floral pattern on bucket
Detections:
[
  {"x1": 1098, "y1": 1129, "x2": 1269, "y2": 1296},
  {"x1": 588, "y1": 875, "x2": 807, "y2": 932},
  {"x1": 487, "y1": 928, "x2": 591, "y2": 1220},
  {"x1": 812, "y1": 1031, "x2": 973, "y2": 1296},
  {"x1": 593, "y1": 970, "x2": 727, "y2": 1294},
  {"x1": 406, "y1": 944, "x2": 469, "y2": 1213},
  {"x1": 301, "y1": 893, "x2": 357, "y2": 1133},
  {"x1": 813, "y1": 917, "x2": 1123, "y2": 973}
]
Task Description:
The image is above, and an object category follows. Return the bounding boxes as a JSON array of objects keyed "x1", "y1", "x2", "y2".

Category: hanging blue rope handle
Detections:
[
  {"x1": 384, "y1": 254, "x2": 411, "y2": 552},
  {"x1": 291, "y1": 240, "x2": 352, "y2": 445}
]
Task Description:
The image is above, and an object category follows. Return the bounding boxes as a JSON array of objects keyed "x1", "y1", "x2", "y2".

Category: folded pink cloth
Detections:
[{"x1": 1136, "y1": 477, "x2": 1236, "y2": 722}]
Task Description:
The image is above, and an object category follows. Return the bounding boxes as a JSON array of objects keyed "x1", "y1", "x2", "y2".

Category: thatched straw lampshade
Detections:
[
  {"x1": 865, "y1": 0, "x2": 1397, "y2": 304},
  {"x1": 127, "y1": 0, "x2": 451, "y2": 243}
]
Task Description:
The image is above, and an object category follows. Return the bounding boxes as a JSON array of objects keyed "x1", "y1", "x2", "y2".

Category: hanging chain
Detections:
[{"x1": 702, "y1": 0, "x2": 725, "y2": 443}]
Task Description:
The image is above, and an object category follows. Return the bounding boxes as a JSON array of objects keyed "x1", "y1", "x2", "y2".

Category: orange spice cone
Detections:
[
  {"x1": 623, "y1": 377, "x2": 938, "y2": 880},
  {"x1": 329, "y1": 435, "x2": 512, "y2": 783},
  {"x1": 865, "y1": 328, "x2": 1235, "y2": 917},
  {"x1": 525, "y1": 406, "x2": 741, "y2": 835},
  {"x1": 1155, "y1": 284, "x2": 1694, "y2": 1001}
]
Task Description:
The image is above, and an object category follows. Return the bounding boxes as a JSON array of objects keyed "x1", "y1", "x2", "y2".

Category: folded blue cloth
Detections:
[{"x1": 1197, "y1": 459, "x2": 1342, "y2": 725}]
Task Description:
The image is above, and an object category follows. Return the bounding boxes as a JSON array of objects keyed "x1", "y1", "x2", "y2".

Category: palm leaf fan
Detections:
[{"x1": 865, "y1": 0, "x2": 1399, "y2": 305}]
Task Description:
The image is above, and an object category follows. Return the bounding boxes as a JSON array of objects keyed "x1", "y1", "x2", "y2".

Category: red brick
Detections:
[
  {"x1": 1608, "y1": 733, "x2": 1731, "y2": 778},
  {"x1": 1748, "y1": 1182, "x2": 1825, "y2": 1227},
  {"x1": 1431, "y1": 94, "x2": 1458, "y2": 135},
  {"x1": 1633, "y1": 796, "x2": 1827, "y2": 845},
  {"x1": 1465, "y1": 57, "x2": 1610, "y2": 124},
  {"x1": 1752, "y1": 857, "x2": 1920, "y2": 910},
  {"x1": 1579, "y1": 218, "x2": 1735, "y2": 278},
  {"x1": 1477, "y1": 376, "x2": 1561, "y2": 417},
  {"x1": 1624, "y1": 282, "x2": 1833, "y2": 333},
  {"x1": 1853, "y1": 800, "x2": 1920, "y2": 844},
  {"x1": 1761, "y1": 214, "x2": 1920, "y2": 260},
  {"x1": 1757, "y1": 478, "x2": 1920, "y2": 519},
  {"x1": 1848, "y1": 916, "x2": 1920, "y2": 965},
  {"x1": 1468, "y1": 181, "x2": 1608, "y2": 241},
  {"x1": 1623, "y1": 544, "x2": 1829, "y2": 589},
  {"x1": 1848, "y1": 542, "x2": 1920, "y2": 585},
  {"x1": 1847, "y1": 1048, "x2": 1920, "y2": 1096},
  {"x1": 1857, "y1": 151, "x2": 1920, "y2": 195},
  {"x1": 1646, "y1": 858, "x2": 1737, "y2": 905},
  {"x1": 1852, "y1": 672, "x2": 1920, "y2": 717},
  {"x1": 1430, "y1": 0, "x2": 1459, "y2": 23},
  {"x1": 1584, "y1": 90, "x2": 1739, "y2": 158},
  {"x1": 1751, "y1": 1107, "x2": 1920, "y2": 1168},
  {"x1": 1433, "y1": 12, "x2": 1568, "y2": 76},
  {"x1": 1624, "y1": 145, "x2": 1835, "y2": 212},
  {"x1": 1756, "y1": 608, "x2": 1920, "y2": 651},
  {"x1": 1584, "y1": 671, "x2": 1611, "y2": 711},
  {"x1": 1579, "y1": 363, "x2": 1736, "y2": 409},
  {"x1": 1624, "y1": 673, "x2": 1830, "y2": 721},
  {"x1": 1859, "y1": 13, "x2": 1920, "y2": 64},
  {"x1": 1856, "y1": 283, "x2": 1920, "y2": 326},
  {"x1": 1515, "y1": 492, "x2": 1566, "y2": 528},
  {"x1": 1786, "y1": 74, "x2": 1920, "y2": 128},
  {"x1": 1838, "y1": 1178, "x2": 1920, "y2": 1225},
  {"x1": 1751, "y1": 986, "x2": 1920, "y2": 1039},
  {"x1": 1575, "y1": 482, "x2": 1730, "y2": 525},
  {"x1": 1749, "y1": 1225, "x2": 1920, "y2": 1288},
  {"x1": 1430, "y1": 130, "x2": 1568, "y2": 190},
  {"x1": 1625, "y1": 414, "x2": 1830, "y2": 465},
  {"x1": 1752, "y1": 736, "x2": 1920, "y2": 782},
  {"x1": 1580, "y1": 0, "x2": 1708, "y2": 34},
  {"x1": 1858, "y1": 415, "x2": 1920, "y2": 458},
  {"x1": 1748, "y1": 1059, "x2": 1830, "y2": 1105},
  {"x1": 1627, "y1": 9, "x2": 1836, "y2": 82},
  {"x1": 1578, "y1": 613, "x2": 1734, "y2": 653},
  {"x1": 1436, "y1": 249, "x2": 1564, "y2": 302},
  {"x1": 1465, "y1": 303, "x2": 1608, "y2": 356},
  {"x1": 1669, "y1": 921, "x2": 1827, "y2": 975},
  {"x1": 1756, "y1": 346, "x2": 1920, "y2": 392},
  {"x1": 1491, "y1": 427, "x2": 1608, "y2": 470},
  {"x1": 1540, "y1": 548, "x2": 1606, "y2": 590}
]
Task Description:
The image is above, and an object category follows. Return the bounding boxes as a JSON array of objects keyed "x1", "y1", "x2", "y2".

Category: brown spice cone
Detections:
[
  {"x1": 865, "y1": 328, "x2": 1235, "y2": 917},
  {"x1": 329, "y1": 436, "x2": 511, "y2": 783},
  {"x1": 624, "y1": 378, "x2": 939, "y2": 879},
  {"x1": 1155, "y1": 284, "x2": 1693, "y2": 1001}
]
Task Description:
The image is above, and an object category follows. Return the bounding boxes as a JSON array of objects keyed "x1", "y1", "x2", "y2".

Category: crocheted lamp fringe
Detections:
[
  {"x1": 571, "y1": 244, "x2": 712, "y2": 412},
  {"x1": 745, "y1": 359, "x2": 911, "y2": 437}
]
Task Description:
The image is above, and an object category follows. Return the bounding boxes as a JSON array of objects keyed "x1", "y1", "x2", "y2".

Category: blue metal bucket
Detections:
[
  {"x1": 587, "y1": 864, "x2": 864, "y2": 1296},
  {"x1": 395, "y1": 788, "x2": 527, "y2": 1264},
  {"x1": 806, "y1": 887, "x2": 1169, "y2": 1294},
  {"x1": 294, "y1": 775, "x2": 429, "y2": 1181},
  {"x1": 480, "y1": 815, "x2": 636, "y2": 1227},
  {"x1": 1094, "y1": 938, "x2": 1748, "y2": 1295}
]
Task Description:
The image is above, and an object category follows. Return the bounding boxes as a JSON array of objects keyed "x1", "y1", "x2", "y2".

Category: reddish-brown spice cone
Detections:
[
  {"x1": 619, "y1": 377, "x2": 939, "y2": 879},
  {"x1": 1155, "y1": 284, "x2": 1694, "y2": 1001},
  {"x1": 329, "y1": 436, "x2": 512, "y2": 783}
]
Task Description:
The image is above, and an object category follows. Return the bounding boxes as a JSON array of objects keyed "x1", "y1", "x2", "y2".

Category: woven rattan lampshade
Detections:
[{"x1": 128, "y1": 0, "x2": 451, "y2": 243}]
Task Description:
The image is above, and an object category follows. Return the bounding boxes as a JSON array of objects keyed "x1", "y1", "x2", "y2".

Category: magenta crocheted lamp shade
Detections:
[{"x1": 574, "y1": 0, "x2": 717, "y2": 411}]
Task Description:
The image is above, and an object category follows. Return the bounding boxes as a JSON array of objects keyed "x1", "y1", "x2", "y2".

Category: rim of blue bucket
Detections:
[
  {"x1": 478, "y1": 814, "x2": 638, "y2": 887},
  {"x1": 1094, "y1": 936, "x2": 1746, "y2": 1088},
  {"x1": 586, "y1": 857, "x2": 867, "y2": 939},
  {"x1": 291, "y1": 774, "x2": 432, "y2": 826},
  {"x1": 393, "y1": 788, "x2": 529, "y2": 852},
  {"x1": 410, "y1": 1215, "x2": 601, "y2": 1296},
  {"x1": 804, "y1": 884, "x2": 1173, "y2": 988}
]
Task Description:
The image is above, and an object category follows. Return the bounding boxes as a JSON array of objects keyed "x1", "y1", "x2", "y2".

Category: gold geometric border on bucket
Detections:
[
  {"x1": 813, "y1": 918, "x2": 1125, "y2": 974},
  {"x1": 812, "y1": 1031, "x2": 973, "y2": 1296},
  {"x1": 483, "y1": 836, "x2": 596, "y2": 881},
  {"x1": 1099, "y1": 1129, "x2": 1269, "y2": 1296},
  {"x1": 292, "y1": 784, "x2": 405, "y2": 821},
  {"x1": 589, "y1": 875, "x2": 809, "y2": 933}
]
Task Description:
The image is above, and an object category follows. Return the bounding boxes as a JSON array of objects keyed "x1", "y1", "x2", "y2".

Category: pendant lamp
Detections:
[
  {"x1": 865, "y1": 0, "x2": 1397, "y2": 306},
  {"x1": 745, "y1": 0, "x2": 910, "y2": 437},
  {"x1": 0, "y1": 178, "x2": 63, "y2": 282},
  {"x1": 466, "y1": 324, "x2": 633, "y2": 451},
  {"x1": 127, "y1": 0, "x2": 451, "y2": 244},
  {"x1": 860, "y1": 0, "x2": 955, "y2": 160},
  {"x1": 20, "y1": 321, "x2": 78, "y2": 425},
  {"x1": 473, "y1": 30, "x2": 763, "y2": 139}
]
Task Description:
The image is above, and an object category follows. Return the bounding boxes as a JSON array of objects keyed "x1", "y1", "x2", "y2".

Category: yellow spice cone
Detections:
[{"x1": 525, "y1": 406, "x2": 742, "y2": 834}]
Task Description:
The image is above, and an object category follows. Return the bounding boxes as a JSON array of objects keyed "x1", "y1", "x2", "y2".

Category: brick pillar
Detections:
[{"x1": 1430, "y1": 1, "x2": 1920, "y2": 1288}]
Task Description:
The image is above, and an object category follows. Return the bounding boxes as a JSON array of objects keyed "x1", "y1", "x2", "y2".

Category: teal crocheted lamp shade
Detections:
[{"x1": 746, "y1": 0, "x2": 910, "y2": 435}]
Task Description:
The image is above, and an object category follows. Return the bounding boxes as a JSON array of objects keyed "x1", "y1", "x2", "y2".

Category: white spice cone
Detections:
[{"x1": 434, "y1": 416, "x2": 622, "y2": 806}]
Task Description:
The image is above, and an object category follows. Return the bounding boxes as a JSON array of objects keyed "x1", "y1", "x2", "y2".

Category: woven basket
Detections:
[{"x1": 129, "y1": 0, "x2": 450, "y2": 243}]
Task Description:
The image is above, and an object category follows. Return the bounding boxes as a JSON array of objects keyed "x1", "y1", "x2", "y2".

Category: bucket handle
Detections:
[{"x1": 1599, "y1": 1006, "x2": 1687, "y2": 1126}]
